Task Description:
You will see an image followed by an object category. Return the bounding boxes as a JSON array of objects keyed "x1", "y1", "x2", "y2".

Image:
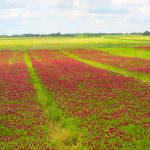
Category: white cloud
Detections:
[
  {"x1": 72, "y1": 0, "x2": 87, "y2": 9},
  {"x1": 63, "y1": 10, "x2": 85, "y2": 19},
  {"x1": 0, "y1": 9, "x2": 20, "y2": 20},
  {"x1": 0, "y1": 0, "x2": 150, "y2": 34},
  {"x1": 139, "y1": 6, "x2": 150, "y2": 16},
  {"x1": 112, "y1": 0, "x2": 150, "y2": 6}
]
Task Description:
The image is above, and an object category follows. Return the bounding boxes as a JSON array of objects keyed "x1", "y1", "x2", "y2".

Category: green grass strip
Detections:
[
  {"x1": 24, "y1": 52, "x2": 62, "y2": 121},
  {"x1": 97, "y1": 47, "x2": 150, "y2": 60},
  {"x1": 62, "y1": 51, "x2": 150, "y2": 84},
  {"x1": 24, "y1": 52, "x2": 85, "y2": 149}
]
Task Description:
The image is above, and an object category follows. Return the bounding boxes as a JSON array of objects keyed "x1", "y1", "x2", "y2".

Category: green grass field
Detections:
[{"x1": 0, "y1": 35, "x2": 150, "y2": 51}]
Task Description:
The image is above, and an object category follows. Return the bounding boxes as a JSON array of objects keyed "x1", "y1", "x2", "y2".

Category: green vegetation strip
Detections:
[
  {"x1": 97, "y1": 47, "x2": 150, "y2": 60},
  {"x1": 24, "y1": 53, "x2": 84, "y2": 149},
  {"x1": 62, "y1": 51, "x2": 150, "y2": 84}
]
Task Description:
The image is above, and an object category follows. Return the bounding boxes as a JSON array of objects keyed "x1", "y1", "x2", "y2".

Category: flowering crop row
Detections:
[
  {"x1": 30, "y1": 50, "x2": 150, "y2": 149},
  {"x1": 0, "y1": 51, "x2": 24, "y2": 65},
  {"x1": 0, "y1": 51, "x2": 52, "y2": 149},
  {"x1": 0, "y1": 50, "x2": 14, "y2": 64},
  {"x1": 135, "y1": 46, "x2": 150, "y2": 51},
  {"x1": 70, "y1": 49, "x2": 150, "y2": 74}
]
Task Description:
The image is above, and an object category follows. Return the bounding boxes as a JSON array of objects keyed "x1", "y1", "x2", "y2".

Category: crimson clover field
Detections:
[{"x1": 0, "y1": 36, "x2": 150, "y2": 150}]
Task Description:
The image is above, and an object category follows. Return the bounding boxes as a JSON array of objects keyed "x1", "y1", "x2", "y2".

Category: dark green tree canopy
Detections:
[{"x1": 143, "y1": 31, "x2": 150, "y2": 36}]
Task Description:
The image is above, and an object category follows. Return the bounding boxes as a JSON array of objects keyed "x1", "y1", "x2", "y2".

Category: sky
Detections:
[{"x1": 0, "y1": 0, "x2": 150, "y2": 35}]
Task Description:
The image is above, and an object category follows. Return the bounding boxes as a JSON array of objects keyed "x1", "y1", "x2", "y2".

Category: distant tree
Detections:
[
  {"x1": 143, "y1": 31, "x2": 150, "y2": 36},
  {"x1": 51, "y1": 32, "x2": 61, "y2": 37},
  {"x1": 130, "y1": 32, "x2": 142, "y2": 35}
]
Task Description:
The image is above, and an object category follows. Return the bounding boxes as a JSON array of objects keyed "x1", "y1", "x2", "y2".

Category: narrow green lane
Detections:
[{"x1": 97, "y1": 47, "x2": 150, "y2": 60}]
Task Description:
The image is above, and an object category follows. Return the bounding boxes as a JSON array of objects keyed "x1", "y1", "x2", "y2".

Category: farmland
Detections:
[{"x1": 0, "y1": 35, "x2": 150, "y2": 150}]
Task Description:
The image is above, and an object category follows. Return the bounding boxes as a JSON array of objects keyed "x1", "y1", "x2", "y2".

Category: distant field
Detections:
[
  {"x1": 1, "y1": 35, "x2": 150, "y2": 149},
  {"x1": 0, "y1": 35, "x2": 150, "y2": 51}
]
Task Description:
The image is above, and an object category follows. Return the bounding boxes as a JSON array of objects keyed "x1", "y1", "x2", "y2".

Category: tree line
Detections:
[{"x1": 0, "y1": 31, "x2": 149, "y2": 37}]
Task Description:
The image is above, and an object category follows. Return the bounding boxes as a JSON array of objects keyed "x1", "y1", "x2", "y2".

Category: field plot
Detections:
[
  {"x1": 29, "y1": 50, "x2": 150, "y2": 149},
  {"x1": 135, "y1": 46, "x2": 150, "y2": 51},
  {"x1": 0, "y1": 51, "x2": 14, "y2": 64},
  {"x1": 0, "y1": 51, "x2": 51, "y2": 149},
  {"x1": 70, "y1": 49, "x2": 150, "y2": 74}
]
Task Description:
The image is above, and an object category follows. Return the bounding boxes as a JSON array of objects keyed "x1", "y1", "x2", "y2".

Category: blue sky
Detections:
[{"x1": 0, "y1": 0, "x2": 150, "y2": 34}]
